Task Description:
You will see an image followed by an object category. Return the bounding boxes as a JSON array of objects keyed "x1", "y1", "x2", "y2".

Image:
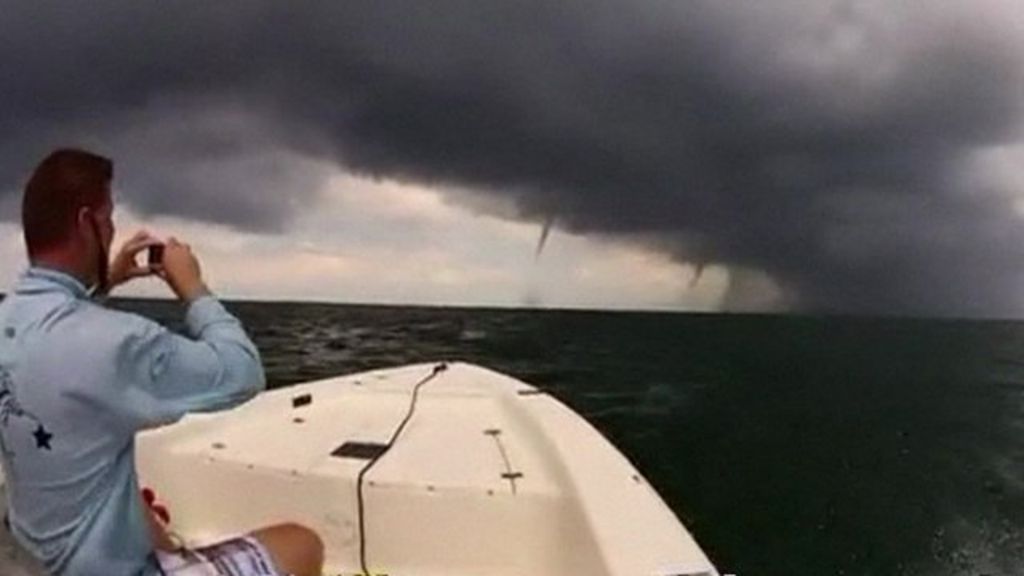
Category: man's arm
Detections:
[
  {"x1": 79, "y1": 235, "x2": 266, "y2": 430},
  {"x1": 99, "y1": 289, "x2": 266, "y2": 431}
]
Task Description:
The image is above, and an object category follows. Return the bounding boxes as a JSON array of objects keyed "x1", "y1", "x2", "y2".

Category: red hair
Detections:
[{"x1": 22, "y1": 148, "x2": 113, "y2": 258}]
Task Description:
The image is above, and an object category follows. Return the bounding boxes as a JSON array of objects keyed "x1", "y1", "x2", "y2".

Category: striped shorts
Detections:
[{"x1": 155, "y1": 536, "x2": 283, "y2": 576}]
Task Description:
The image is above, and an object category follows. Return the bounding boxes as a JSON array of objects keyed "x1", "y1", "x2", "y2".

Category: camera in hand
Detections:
[{"x1": 148, "y1": 244, "x2": 164, "y2": 266}]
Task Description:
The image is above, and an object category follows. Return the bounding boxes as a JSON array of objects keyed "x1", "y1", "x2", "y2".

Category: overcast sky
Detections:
[{"x1": 2, "y1": 1, "x2": 1024, "y2": 316}]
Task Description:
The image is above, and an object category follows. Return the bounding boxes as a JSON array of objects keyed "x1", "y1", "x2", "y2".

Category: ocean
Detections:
[{"x1": 93, "y1": 299, "x2": 1024, "y2": 574}]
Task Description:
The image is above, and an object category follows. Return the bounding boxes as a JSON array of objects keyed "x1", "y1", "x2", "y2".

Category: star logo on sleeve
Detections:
[{"x1": 33, "y1": 424, "x2": 53, "y2": 451}]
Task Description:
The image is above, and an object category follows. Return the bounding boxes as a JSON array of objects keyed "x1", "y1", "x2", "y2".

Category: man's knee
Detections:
[
  {"x1": 250, "y1": 522, "x2": 324, "y2": 576},
  {"x1": 292, "y1": 522, "x2": 325, "y2": 565}
]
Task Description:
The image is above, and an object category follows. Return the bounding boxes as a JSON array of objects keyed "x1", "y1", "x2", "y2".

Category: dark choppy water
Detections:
[{"x1": 115, "y1": 298, "x2": 1024, "y2": 576}]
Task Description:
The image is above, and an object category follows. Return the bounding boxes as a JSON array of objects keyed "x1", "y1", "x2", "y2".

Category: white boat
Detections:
[{"x1": 3, "y1": 362, "x2": 720, "y2": 576}]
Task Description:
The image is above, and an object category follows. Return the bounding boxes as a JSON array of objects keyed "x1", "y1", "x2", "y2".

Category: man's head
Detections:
[{"x1": 22, "y1": 149, "x2": 116, "y2": 292}]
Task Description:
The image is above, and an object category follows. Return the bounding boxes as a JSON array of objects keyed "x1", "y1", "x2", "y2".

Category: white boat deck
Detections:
[{"x1": 2, "y1": 362, "x2": 718, "y2": 576}]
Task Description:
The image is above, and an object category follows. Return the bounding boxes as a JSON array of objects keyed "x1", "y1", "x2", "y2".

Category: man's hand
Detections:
[
  {"x1": 142, "y1": 488, "x2": 180, "y2": 553},
  {"x1": 108, "y1": 230, "x2": 162, "y2": 292},
  {"x1": 156, "y1": 237, "x2": 210, "y2": 303}
]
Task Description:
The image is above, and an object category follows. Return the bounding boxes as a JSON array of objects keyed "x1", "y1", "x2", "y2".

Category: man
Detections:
[{"x1": 0, "y1": 149, "x2": 324, "y2": 575}]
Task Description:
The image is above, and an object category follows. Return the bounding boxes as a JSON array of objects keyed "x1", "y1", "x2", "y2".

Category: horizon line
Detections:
[{"x1": 0, "y1": 290, "x2": 1017, "y2": 323}]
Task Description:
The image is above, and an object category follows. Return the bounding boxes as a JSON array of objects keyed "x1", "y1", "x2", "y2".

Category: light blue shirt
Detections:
[{"x1": 0, "y1": 266, "x2": 265, "y2": 575}]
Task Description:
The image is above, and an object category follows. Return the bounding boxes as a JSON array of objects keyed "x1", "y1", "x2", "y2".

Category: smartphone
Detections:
[{"x1": 148, "y1": 244, "x2": 164, "y2": 266}]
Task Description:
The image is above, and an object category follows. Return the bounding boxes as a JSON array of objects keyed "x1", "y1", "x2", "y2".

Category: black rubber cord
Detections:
[{"x1": 356, "y1": 362, "x2": 448, "y2": 576}]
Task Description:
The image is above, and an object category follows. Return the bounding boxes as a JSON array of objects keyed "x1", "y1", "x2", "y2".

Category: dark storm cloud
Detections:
[{"x1": 1, "y1": 1, "x2": 1023, "y2": 315}]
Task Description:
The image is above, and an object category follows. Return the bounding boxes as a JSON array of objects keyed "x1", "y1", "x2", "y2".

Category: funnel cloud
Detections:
[{"x1": 1, "y1": 1, "x2": 1023, "y2": 315}]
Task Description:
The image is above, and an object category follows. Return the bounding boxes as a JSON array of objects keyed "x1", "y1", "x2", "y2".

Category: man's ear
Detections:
[
  {"x1": 77, "y1": 206, "x2": 93, "y2": 228},
  {"x1": 76, "y1": 206, "x2": 95, "y2": 241}
]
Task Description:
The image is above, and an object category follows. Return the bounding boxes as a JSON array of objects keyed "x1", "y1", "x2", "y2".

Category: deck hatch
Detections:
[{"x1": 331, "y1": 442, "x2": 389, "y2": 460}]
